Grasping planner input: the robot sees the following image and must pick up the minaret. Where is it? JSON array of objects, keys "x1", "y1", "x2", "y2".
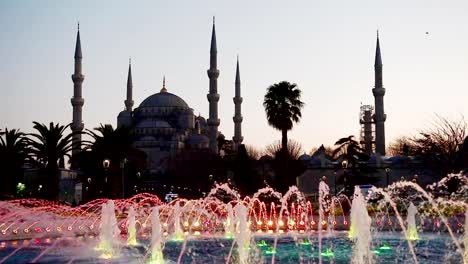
[
  {"x1": 207, "y1": 17, "x2": 220, "y2": 154},
  {"x1": 372, "y1": 31, "x2": 386, "y2": 155},
  {"x1": 70, "y1": 23, "x2": 85, "y2": 163},
  {"x1": 125, "y1": 58, "x2": 134, "y2": 111},
  {"x1": 232, "y1": 56, "x2": 243, "y2": 150}
]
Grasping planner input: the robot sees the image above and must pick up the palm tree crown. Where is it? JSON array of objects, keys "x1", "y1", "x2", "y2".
[
  {"x1": 263, "y1": 81, "x2": 304, "y2": 154},
  {"x1": 28, "y1": 122, "x2": 76, "y2": 199},
  {"x1": 0, "y1": 128, "x2": 30, "y2": 195}
]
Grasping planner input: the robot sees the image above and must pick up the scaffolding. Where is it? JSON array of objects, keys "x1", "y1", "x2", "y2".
[{"x1": 359, "y1": 104, "x2": 375, "y2": 154}]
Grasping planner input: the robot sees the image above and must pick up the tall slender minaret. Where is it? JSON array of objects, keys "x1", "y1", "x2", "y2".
[
  {"x1": 125, "y1": 58, "x2": 134, "y2": 111},
  {"x1": 71, "y1": 23, "x2": 85, "y2": 163},
  {"x1": 232, "y1": 56, "x2": 243, "y2": 150},
  {"x1": 372, "y1": 31, "x2": 386, "y2": 155},
  {"x1": 207, "y1": 17, "x2": 220, "y2": 154}
]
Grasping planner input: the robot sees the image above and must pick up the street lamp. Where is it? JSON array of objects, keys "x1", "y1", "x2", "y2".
[
  {"x1": 385, "y1": 167, "x2": 390, "y2": 186},
  {"x1": 102, "y1": 159, "x2": 110, "y2": 196},
  {"x1": 120, "y1": 158, "x2": 127, "y2": 199},
  {"x1": 341, "y1": 160, "x2": 348, "y2": 195}
]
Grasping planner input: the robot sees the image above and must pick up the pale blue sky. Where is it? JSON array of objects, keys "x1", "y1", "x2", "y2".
[{"x1": 1, "y1": 1, "x2": 468, "y2": 152}]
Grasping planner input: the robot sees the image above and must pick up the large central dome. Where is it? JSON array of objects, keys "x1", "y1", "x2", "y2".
[{"x1": 139, "y1": 91, "x2": 189, "y2": 108}]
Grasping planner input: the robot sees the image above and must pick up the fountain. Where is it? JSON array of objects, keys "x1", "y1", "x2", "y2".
[
  {"x1": 0, "y1": 174, "x2": 466, "y2": 263},
  {"x1": 97, "y1": 199, "x2": 119, "y2": 259},
  {"x1": 233, "y1": 203, "x2": 251, "y2": 264},
  {"x1": 149, "y1": 206, "x2": 164, "y2": 264},
  {"x1": 406, "y1": 202, "x2": 419, "y2": 241},
  {"x1": 127, "y1": 205, "x2": 137, "y2": 246},
  {"x1": 349, "y1": 186, "x2": 372, "y2": 264}
]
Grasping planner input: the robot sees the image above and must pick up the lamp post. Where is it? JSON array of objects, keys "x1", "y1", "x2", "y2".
[
  {"x1": 103, "y1": 159, "x2": 110, "y2": 196},
  {"x1": 120, "y1": 158, "x2": 127, "y2": 199},
  {"x1": 341, "y1": 160, "x2": 348, "y2": 195},
  {"x1": 333, "y1": 170, "x2": 337, "y2": 196},
  {"x1": 385, "y1": 167, "x2": 390, "y2": 186}
]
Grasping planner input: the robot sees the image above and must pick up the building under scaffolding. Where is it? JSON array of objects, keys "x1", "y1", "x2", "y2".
[{"x1": 359, "y1": 104, "x2": 374, "y2": 154}]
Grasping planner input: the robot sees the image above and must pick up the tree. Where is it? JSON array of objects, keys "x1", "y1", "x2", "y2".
[
  {"x1": 332, "y1": 135, "x2": 373, "y2": 195},
  {"x1": 264, "y1": 139, "x2": 304, "y2": 160},
  {"x1": 409, "y1": 114, "x2": 466, "y2": 177},
  {"x1": 244, "y1": 145, "x2": 261, "y2": 160},
  {"x1": 231, "y1": 144, "x2": 263, "y2": 195},
  {"x1": 28, "y1": 122, "x2": 76, "y2": 200},
  {"x1": 386, "y1": 136, "x2": 412, "y2": 156},
  {"x1": 332, "y1": 135, "x2": 369, "y2": 166},
  {"x1": 263, "y1": 81, "x2": 304, "y2": 156},
  {"x1": 79, "y1": 124, "x2": 146, "y2": 199},
  {"x1": 0, "y1": 128, "x2": 30, "y2": 196}
]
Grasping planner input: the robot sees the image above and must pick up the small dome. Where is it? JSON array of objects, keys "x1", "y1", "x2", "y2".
[
  {"x1": 139, "y1": 92, "x2": 189, "y2": 108},
  {"x1": 136, "y1": 120, "x2": 172, "y2": 129},
  {"x1": 298, "y1": 153, "x2": 311, "y2": 161},
  {"x1": 188, "y1": 134, "x2": 209, "y2": 146}
]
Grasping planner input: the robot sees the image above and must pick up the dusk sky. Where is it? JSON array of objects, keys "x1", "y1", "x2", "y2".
[{"x1": 1, "y1": 1, "x2": 468, "y2": 153}]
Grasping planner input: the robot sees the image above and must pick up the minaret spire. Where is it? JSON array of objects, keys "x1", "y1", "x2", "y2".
[
  {"x1": 125, "y1": 58, "x2": 134, "y2": 111},
  {"x1": 232, "y1": 55, "x2": 243, "y2": 150},
  {"x1": 71, "y1": 23, "x2": 85, "y2": 166},
  {"x1": 207, "y1": 17, "x2": 220, "y2": 154},
  {"x1": 372, "y1": 31, "x2": 386, "y2": 155}
]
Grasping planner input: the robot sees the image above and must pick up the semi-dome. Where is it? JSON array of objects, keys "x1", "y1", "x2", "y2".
[{"x1": 139, "y1": 91, "x2": 189, "y2": 108}]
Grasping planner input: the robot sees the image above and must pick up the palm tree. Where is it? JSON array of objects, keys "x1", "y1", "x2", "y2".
[
  {"x1": 332, "y1": 135, "x2": 368, "y2": 167},
  {"x1": 0, "y1": 128, "x2": 30, "y2": 196},
  {"x1": 263, "y1": 81, "x2": 304, "y2": 156},
  {"x1": 332, "y1": 135, "x2": 373, "y2": 195},
  {"x1": 80, "y1": 124, "x2": 145, "y2": 199},
  {"x1": 28, "y1": 122, "x2": 75, "y2": 199}
]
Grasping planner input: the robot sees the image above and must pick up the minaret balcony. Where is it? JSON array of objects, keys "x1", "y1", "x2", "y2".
[
  {"x1": 207, "y1": 69, "x2": 220, "y2": 78},
  {"x1": 372, "y1": 87, "x2": 386, "y2": 97},
  {"x1": 70, "y1": 122, "x2": 84, "y2": 131},
  {"x1": 70, "y1": 98, "x2": 84, "y2": 106},
  {"x1": 233, "y1": 115, "x2": 243, "y2": 123},
  {"x1": 71, "y1": 74, "x2": 84, "y2": 82},
  {"x1": 207, "y1": 93, "x2": 220, "y2": 102},
  {"x1": 233, "y1": 97, "x2": 243, "y2": 104},
  {"x1": 207, "y1": 118, "x2": 220, "y2": 126}
]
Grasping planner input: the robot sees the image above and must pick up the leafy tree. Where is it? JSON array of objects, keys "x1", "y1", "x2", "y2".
[
  {"x1": 231, "y1": 144, "x2": 263, "y2": 195},
  {"x1": 28, "y1": 122, "x2": 76, "y2": 200},
  {"x1": 332, "y1": 135, "x2": 369, "y2": 167},
  {"x1": 0, "y1": 128, "x2": 30, "y2": 196},
  {"x1": 332, "y1": 135, "x2": 373, "y2": 195},
  {"x1": 264, "y1": 139, "x2": 304, "y2": 160},
  {"x1": 78, "y1": 124, "x2": 146, "y2": 199},
  {"x1": 263, "y1": 81, "x2": 304, "y2": 156}
]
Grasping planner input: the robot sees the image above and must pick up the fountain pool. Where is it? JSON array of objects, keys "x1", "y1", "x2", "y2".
[
  {"x1": 0, "y1": 175, "x2": 467, "y2": 264},
  {"x1": 0, "y1": 232, "x2": 463, "y2": 263}
]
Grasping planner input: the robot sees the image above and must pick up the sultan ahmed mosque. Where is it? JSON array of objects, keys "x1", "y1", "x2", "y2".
[{"x1": 70, "y1": 19, "x2": 243, "y2": 173}]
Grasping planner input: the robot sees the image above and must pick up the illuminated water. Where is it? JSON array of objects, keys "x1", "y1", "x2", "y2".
[
  {"x1": 0, "y1": 232, "x2": 463, "y2": 263},
  {"x1": 0, "y1": 174, "x2": 467, "y2": 263}
]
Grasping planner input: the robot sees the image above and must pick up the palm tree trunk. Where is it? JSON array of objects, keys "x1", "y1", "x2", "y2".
[{"x1": 281, "y1": 129, "x2": 288, "y2": 155}]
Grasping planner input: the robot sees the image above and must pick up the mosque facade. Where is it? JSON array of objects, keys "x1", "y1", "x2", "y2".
[{"x1": 70, "y1": 20, "x2": 243, "y2": 172}]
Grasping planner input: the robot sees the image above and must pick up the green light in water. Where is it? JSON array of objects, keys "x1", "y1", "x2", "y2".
[
  {"x1": 321, "y1": 248, "x2": 334, "y2": 257},
  {"x1": 265, "y1": 247, "x2": 276, "y2": 255},
  {"x1": 373, "y1": 250, "x2": 381, "y2": 255},
  {"x1": 299, "y1": 238, "x2": 311, "y2": 245},
  {"x1": 257, "y1": 240, "x2": 268, "y2": 247},
  {"x1": 379, "y1": 243, "x2": 392, "y2": 250}
]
